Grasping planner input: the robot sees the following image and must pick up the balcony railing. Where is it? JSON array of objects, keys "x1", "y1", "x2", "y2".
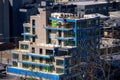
[
  {"x1": 21, "y1": 61, "x2": 53, "y2": 67},
  {"x1": 24, "y1": 53, "x2": 53, "y2": 59},
  {"x1": 21, "y1": 33, "x2": 36, "y2": 37},
  {"x1": 45, "y1": 24, "x2": 73, "y2": 31}
]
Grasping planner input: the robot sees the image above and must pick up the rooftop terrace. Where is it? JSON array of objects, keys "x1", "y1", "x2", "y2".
[{"x1": 51, "y1": 12, "x2": 100, "y2": 20}]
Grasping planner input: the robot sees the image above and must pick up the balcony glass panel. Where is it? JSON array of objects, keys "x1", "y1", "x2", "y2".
[
  {"x1": 24, "y1": 36, "x2": 30, "y2": 41},
  {"x1": 46, "y1": 49, "x2": 53, "y2": 56},
  {"x1": 64, "y1": 31, "x2": 74, "y2": 37},
  {"x1": 22, "y1": 64, "x2": 29, "y2": 68},
  {"x1": 13, "y1": 61, "x2": 18, "y2": 67},
  {"x1": 64, "y1": 40, "x2": 75, "y2": 46},
  {"x1": 24, "y1": 27, "x2": 30, "y2": 33},
  {"x1": 13, "y1": 53, "x2": 19, "y2": 59},
  {"x1": 32, "y1": 47, "x2": 35, "y2": 53},
  {"x1": 56, "y1": 60, "x2": 64, "y2": 66},
  {"x1": 21, "y1": 44, "x2": 29, "y2": 50},
  {"x1": 22, "y1": 55, "x2": 29, "y2": 61},
  {"x1": 56, "y1": 68, "x2": 64, "y2": 74},
  {"x1": 31, "y1": 57, "x2": 36, "y2": 62}
]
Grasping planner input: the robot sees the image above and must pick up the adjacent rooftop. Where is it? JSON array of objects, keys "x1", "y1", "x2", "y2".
[{"x1": 67, "y1": 1, "x2": 107, "y2": 6}]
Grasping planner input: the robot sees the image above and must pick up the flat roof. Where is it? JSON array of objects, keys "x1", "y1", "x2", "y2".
[
  {"x1": 67, "y1": 1, "x2": 107, "y2": 6},
  {"x1": 100, "y1": 38, "x2": 120, "y2": 49},
  {"x1": 100, "y1": 53, "x2": 120, "y2": 61},
  {"x1": 51, "y1": 12, "x2": 100, "y2": 20},
  {"x1": 85, "y1": 13, "x2": 108, "y2": 19},
  {"x1": 110, "y1": 11, "x2": 120, "y2": 18}
]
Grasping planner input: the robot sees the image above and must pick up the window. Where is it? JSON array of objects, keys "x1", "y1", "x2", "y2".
[
  {"x1": 13, "y1": 61, "x2": 18, "y2": 67},
  {"x1": 82, "y1": 20, "x2": 87, "y2": 27},
  {"x1": 87, "y1": 20, "x2": 91, "y2": 27},
  {"x1": 77, "y1": 40, "x2": 81, "y2": 46},
  {"x1": 39, "y1": 48, "x2": 42, "y2": 54},
  {"x1": 56, "y1": 68, "x2": 64, "y2": 73},
  {"x1": 22, "y1": 55, "x2": 29, "y2": 61},
  {"x1": 77, "y1": 21, "x2": 82, "y2": 29},
  {"x1": 39, "y1": 58, "x2": 43, "y2": 63},
  {"x1": 46, "y1": 59, "x2": 53, "y2": 64},
  {"x1": 24, "y1": 27, "x2": 30, "y2": 33},
  {"x1": 32, "y1": 47, "x2": 35, "y2": 53},
  {"x1": 39, "y1": 66, "x2": 43, "y2": 71},
  {"x1": 86, "y1": 40, "x2": 91, "y2": 47},
  {"x1": 56, "y1": 60, "x2": 64, "y2": 66},
  {"x1": 64, "y1": 40, "x2": 75, "y2": 46},
  {"x1": 86, "y1": 20, "x2": 95, "y2": 27},
  {"x1": 13, "y1": 53, "x2": 19, "y2": 59},
  {"x1": 32, "y1": 37, "x2": 35, "y2": 42},
  {"x1": 22, "y1": 64, "x2": 29, "y2": 68},
  {"x1": 96, "y1": 19, "x2": 99, "y2": 26},
  {"x1": 32, "y1": 28, "x2": 35, "y2": 34},
  {"x1": 21, "y1": 44, "x2": 29, "y2": 50},
  {"x1": 80, "y1": 9, "x2": 85, "y2": 12},
  {"x1": 32, "y1": 57, "x2": 35, "y2": 62},
  {"x1": 86, "y1": 30, "x2": 92, "y2": 36},
  {"x1": 66, "y1": 22, "x2": 74, "y2": 29},
  {"x1": 58, "y1": 31, "x2": 61, "y2": 37},
  {"x1": 77, "y1": 31, "x2": 81, "y2": 38},
  {"x1": 32, "y1": 19, "x2": 35, "y2": 26},
  {"x1": 64, "y1": 31, "x2": 74, "y2": 37},
  {"x1": 31, "y1": 65, "x2": 35, "y2": 69},
  {"x1": 24, "y1": 36, "x2": 30, "y2": 41},
  {"x1": 95, "y1": 29, "x2": 100, "y2": 35},
  {"x1": 46, "y1": 49, "x2": 53, "y2": 55},
  {"x1": 59, "y1": 40, "x2": 62, "y2": 45}
]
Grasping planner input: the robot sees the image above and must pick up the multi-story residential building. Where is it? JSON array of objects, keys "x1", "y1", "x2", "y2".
[{"x1": 7, "y1": 8, "x2": 101, "y2": 80}]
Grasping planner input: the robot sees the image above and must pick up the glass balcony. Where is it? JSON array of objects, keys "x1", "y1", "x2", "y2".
[
  {"x1": 21, "y1": 33, "x2": 36, "y2": 37},
  {"x1": 45, "y1": 26, "x2": 73, "y2": 31},
  {"x1": 55, "y1": 37, "x2": 74, "y2": 41},
  {"x1": 21, "y1": 61, "x2": 53, "y2": 67},
  {"x1": 24, "y1": 53, "x2": 53, "y2": 59}
]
